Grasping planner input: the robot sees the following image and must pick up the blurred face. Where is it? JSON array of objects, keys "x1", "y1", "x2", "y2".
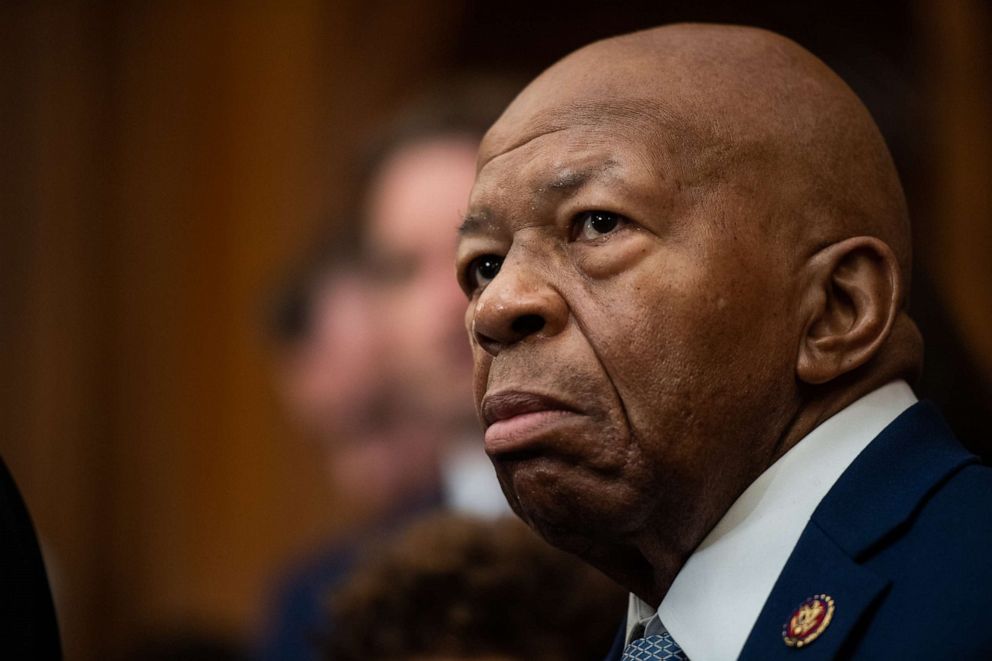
[
  {"x1": 280, "y1": 270, "x2": 441, "y2": 517},
  {"x1": 456, "y1": 116, "x2": 799, "y2": 553},
  {"x1": 367, "y1": 137, "x2": 479, "y2": 427},
  {"x1": 282, "y1": 271, "x2": 378, "y2": 442}
]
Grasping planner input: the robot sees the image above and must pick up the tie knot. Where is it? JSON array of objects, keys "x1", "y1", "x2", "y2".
[{"x1": 621, "y1": 631, "x2": 688, "y2": 661}]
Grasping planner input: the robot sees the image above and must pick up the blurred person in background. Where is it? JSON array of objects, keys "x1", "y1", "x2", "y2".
[
  {"x1": 360, "y1": 82, "x2": 518, "y2": 514},
  {"x1": 259, "y1": 81, "x2": 514, "y2": 661},
  {"x1": 324, "y1": 513, "x2": 626, "y2": 661},
  {"x1": 274, "y1": 250, "x2": 446, "y2": 523}
]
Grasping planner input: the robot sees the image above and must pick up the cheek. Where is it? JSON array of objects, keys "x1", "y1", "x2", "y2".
[
  {"x1": 465, "y1": 304, "x2": 485, "y2": 400},
  {"x1": 570, "y1": 231, "x2": 654, "y2": 278},
  {"x1": 584, "y1": 255, "x2": 793, "y2": 462},
  {"x1": 471, "y1": 347, "x2": 492, "y2": 417}
]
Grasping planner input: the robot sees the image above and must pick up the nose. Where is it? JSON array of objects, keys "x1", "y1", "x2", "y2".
[{"x1": 471, "y1": 253, "x2": 568, "y2": 356}]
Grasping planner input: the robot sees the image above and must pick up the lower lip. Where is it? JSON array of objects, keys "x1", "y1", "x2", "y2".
[{"x1": 484, "y1": 410, "x2": 576, "y2": 453}]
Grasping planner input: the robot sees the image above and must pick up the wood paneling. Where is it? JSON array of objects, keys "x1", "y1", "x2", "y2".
[
  {"x1": 920, "y1": 0, "x2": 992, "y2": 375},
  {"x1": 0, "y1": 4, "x2": 114, "y2": 656},
  {"x1": 1, "y1": 1, "x2": 458, "y2": 658}
]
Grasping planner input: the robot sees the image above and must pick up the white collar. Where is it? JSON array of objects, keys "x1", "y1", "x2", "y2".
[{"x1": 627, "y1": 381, "x2": 917, "y2": 659}]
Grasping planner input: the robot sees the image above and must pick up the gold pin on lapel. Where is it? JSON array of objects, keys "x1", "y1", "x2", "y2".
[{"x1": 782, "y1": 594, "x2": 835, "y2": 648}]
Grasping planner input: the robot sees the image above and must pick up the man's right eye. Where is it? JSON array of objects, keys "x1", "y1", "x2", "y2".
[{"x1": 466, "y1": 254, "x2": 504, "y2": 291}]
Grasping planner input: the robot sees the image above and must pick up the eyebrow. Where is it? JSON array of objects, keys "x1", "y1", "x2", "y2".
[
  {"x1": 458, "y1": 210, "x2": 494, "y2": 236},
  {"x1": 546, "y1": 168, "x2": 590, "y2": 192},
  {"x1": 458, "y1": 160, "x2": 621, "y2": 236}
]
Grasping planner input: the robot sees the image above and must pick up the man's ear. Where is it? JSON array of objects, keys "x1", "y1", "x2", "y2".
[{"x1": 797, "y1": 236, "x2": 903, "y2": 385}]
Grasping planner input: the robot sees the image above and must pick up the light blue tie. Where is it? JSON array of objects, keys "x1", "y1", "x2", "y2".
[{"x1": 621, "y1": 631, "x2": 688, "y2": 660}]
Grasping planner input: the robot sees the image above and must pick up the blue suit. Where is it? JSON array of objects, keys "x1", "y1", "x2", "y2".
[{"x1": 606, "y1": 402, "x2": 992, "y2": 659}]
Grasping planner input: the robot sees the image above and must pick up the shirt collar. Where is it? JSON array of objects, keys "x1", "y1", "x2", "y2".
[{"x1": 627, "y1": 381, "x2": 917, "y2": 659}]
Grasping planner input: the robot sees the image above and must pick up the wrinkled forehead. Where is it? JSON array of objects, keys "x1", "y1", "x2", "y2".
[
  {"x1": 466, "y1": 130, "x2": 654, "y2": 233},
  {"x1": 477, "y1": 33, "x2": 725, "y2": 166},
  {"x1": 479, "y1": 97, "x2": 679, "y2": 167},
  {"x1": 471, "y1": 95, "x2": 719, "y2": 220},
  {"x1": 477, "y1": 121, "x2": 647, "y2": 187}
]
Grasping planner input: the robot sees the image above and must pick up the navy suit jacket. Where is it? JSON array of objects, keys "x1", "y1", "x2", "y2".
[{"x1": 606, "y1": 402, "x2": 992, "y2": 660}]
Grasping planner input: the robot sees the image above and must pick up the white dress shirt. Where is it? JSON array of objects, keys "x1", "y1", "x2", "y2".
[
  {"x1": 626, "y1": 380, "x2": 917, "y2": 659},
  {"x1": 440, "y1": 435, "x2": 510, "y2": 517}
]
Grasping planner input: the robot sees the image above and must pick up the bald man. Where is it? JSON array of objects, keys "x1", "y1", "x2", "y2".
[{"x1": 456, "y1": 24, "x2": 992, "y2": 660}]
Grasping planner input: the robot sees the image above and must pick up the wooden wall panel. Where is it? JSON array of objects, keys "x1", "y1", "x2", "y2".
[
  {"x1": 2, "y1": 1, "x2": 459, "y2": 658},
  {"x1": 920, "y1": 0, "x2": 992, "y2": 376},
  {"x1": 0, "y1": 4, "x2": 113, "y2": 656}
]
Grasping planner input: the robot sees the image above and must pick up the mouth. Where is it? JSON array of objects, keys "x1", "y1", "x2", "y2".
[{"x1": 481, "y1": 390, "x2": 582, "y2": 454}]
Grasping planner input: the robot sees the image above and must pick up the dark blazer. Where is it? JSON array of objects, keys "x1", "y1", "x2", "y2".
[
  {"x1": 606, "y1": 402, "x2": 992, "y2": 660},
  {"x1": 0, "y1": 456, "x2": 61, "y2": 658}
]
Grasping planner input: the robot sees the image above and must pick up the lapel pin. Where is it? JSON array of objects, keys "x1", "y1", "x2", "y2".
[{"x1": 782, "y1": 594, "x2": 835, "y2": 648}]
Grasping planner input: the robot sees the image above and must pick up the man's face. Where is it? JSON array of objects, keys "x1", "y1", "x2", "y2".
[
  {"x1": 280, "y1": 271, "x2": 441, "y2": 517},
  {"x1": 456, "y1": 117, "x2": 800, "y2": 553},
  {"x1": 367, "y1": 137, "x2": 479, "y2": 427}
]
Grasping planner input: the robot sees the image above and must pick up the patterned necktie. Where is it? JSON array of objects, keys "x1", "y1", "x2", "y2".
[{"x1": 621, "y1": 631, "x2": 688, "y2": 661}]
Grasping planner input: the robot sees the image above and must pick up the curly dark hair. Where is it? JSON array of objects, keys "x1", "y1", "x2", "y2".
[{"x1": 324, "y1": 514, "x2": 626, "y2": 661}]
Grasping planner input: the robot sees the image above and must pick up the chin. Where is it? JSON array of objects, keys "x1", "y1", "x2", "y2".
[{"x1": 500, "y1": 457, "x2": 643, "y2": 551}]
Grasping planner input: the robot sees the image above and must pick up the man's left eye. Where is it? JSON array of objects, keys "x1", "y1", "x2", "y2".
[{"x1": 572, "y1": 210, "x2": 627, "y2": 241}]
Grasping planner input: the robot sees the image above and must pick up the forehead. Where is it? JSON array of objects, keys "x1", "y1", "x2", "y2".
[
  {"x1": 470, "y1": 116, "x2": 670, "y2": 216},
  {"x1": 481, "y1": 96, "x2": 675, "y2": 163},
  {"x1": 368, "y1": 137, "x2": 479, "y2": 249}
]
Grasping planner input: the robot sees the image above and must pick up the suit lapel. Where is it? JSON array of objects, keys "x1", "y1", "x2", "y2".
[
  {"x1": 808, "y1": 402, "x2": 976, "y2": 560},
  {"x1": 739, "y1": 522, "x2": 888, "y2": 660},
  {"x1": 739, "y1": 402, "x2": 976, "y2": 659}
]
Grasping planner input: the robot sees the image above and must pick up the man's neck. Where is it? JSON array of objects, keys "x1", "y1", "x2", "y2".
[
  {"x1": 649, "y1": 380, "x2": 916, "y2": 659},
  {"x1": 615, "y1": 373, "x2": 913, "y2": 604},
  {"x1": 773, "y1": 367, "x2": 913, "y2": 465}
]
